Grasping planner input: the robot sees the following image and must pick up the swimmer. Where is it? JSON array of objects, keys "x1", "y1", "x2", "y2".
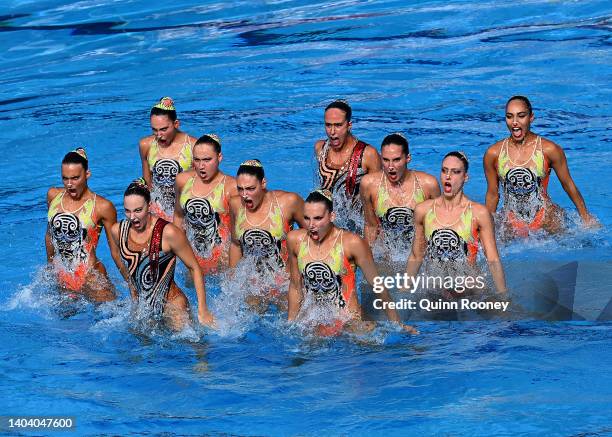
[
  {"x1": 139, "y1": 97, "x2": 197, "y2": 222},
  {"x1": 46, "y1": 148, "x2": 124, "y2": 302},
  {"x1": 406, "y1": 152, "x2": 507, "y2": 294},
  {"x1": 174, "y1": 134, "x2": 238, "y2": 276},
  {"x1": 484, "y1": 95, "x2": 598, "y2": 236},
  {"x1": 361, "y1": 133, "x2": 440, "y2": 259},
  {"x1": 110, "y1": 179, "x2": 215, "y2": 330},
  {"x1": 314, "y1": 99, "x2": 382, "y2": 233},
  {"x1": 229, "y1": 159, "x2": 305, "y2": 309},
  {"x1": 287, "y1": 189, "x2": 416, "y2": 335}
]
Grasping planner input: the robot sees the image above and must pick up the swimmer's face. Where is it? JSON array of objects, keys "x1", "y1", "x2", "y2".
[
  {"x1": 61, "y1": 163, "x2": 90, "y2": 199},
  {"x1": 304, "y1": 201, "x2": 335, "y2": 242},
  {"x1": 324, "y1": 108, "x2": 352, "y2": 149},
  {"x1": 150, "y1": 114, "x2": 179, "y2": 147},
  {"x1": 237, "y1": 174, "x2": 266, "y2": 210},
  {"x1": 381, "y1": 143, "x2": 410, "y2": 183},
  {"x1": 124, "y1": 194, "x2": 150, "y2": 231},
  {"x1": 192, "y1": 143, "x2": 221, "y2": 183},
  {"x1": 505, "y1": 99, "x2": 534, "y2": 142},
  {"x1": 440, "y1": 156, "x2": 468, "y2": 197}
]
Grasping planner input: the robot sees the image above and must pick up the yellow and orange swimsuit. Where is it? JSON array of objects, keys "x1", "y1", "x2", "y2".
[
  {"x1": 375, "y1": 172, "x2": 425, "y2": 254},
  {"x1": 234, "y1": 193, "x2": 290, "y2": 273},
  {"x1": 297, "y1": 230, "x2": 356, "y2": 335},
  {"x1": 47, "y1": 191, "x2": 101, "y2": 291},
  {"x1": 147, "y1": 135, "x2": 193, "y2": 222},
  {"x1": 424, "y1": 201, "x2": 478, "y2": 265},
  {"x1": 179, "y1": 175, "x2": 230, "y2": 274},
  {"x1": 497, "y1": 136, "x2": 551, "y2": 234}
]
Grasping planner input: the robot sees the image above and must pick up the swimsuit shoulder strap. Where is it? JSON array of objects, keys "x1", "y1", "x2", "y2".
[
  {"x1": 273, "y1": 192, "x2": 286, "y2": 224},
  {"x1": 149, "y1": 218, "x2": 169, "y2": 283},
  {"x1": 346, "y1": 140, "x2": 367, "y2": 196}
]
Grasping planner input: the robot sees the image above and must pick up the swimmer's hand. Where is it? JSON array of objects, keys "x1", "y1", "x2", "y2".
[
  {"x1": 402, "y1": 324, "x2": 419, "y2": 335},
  {"x1": 197, "y1": 308, "x2": 216, "y2": 328},
  {"x1": 582, "y1": 214, "x2": 601, "y2": 229}
]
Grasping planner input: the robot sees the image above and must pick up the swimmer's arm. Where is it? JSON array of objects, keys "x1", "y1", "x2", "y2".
[
  {"x1": 360, "y1": 177, "x2": 379, "y2": 245},
  {"x1": 349, "y1": 235, "x2": 401, "y2": 323},
  {"x1": 287, "y1": 192, "x2": 306, "y2": 228},
  {"x1": 45, "y1": 226, "x2": 54, "y2": 263},
  {"x1": 421, "y1": 172, "x2": 441, "y2": 199},
  {"x1": 476, "y1": 206, "x2": 507, "y2": 294},
  {"x1": 45, "y1": 187, "x2": 59, "y2": 263},
  {"x1": 405, "y1": 203, "x2": 427, "y2": 279},
  {"x1": 110, "y1": 222, "x2": 136, "y2": 299},
  {"x1": 228, "y1": 199, "x2": 242, "y2": 268},
  {"x1": 139, "y1": 138, "x2": 152, "y2": 188},
  {"x1": 483, "y1": 146, "x2": 500, "y2": 214},
  {"x1": 166, "y1": 225, "x2": 214, "y2": 326},
  {"x1": 363, "y1": 146, "x2": 382, "y2": 173},
  {"x1": 225, "y1": 176, "x2": 239, "y2": 198},
  {"x1": 172, "y1": 174, "x2": 186, "y2": 230},
  {"x1": 547, "y1": 142, "x2": 595, "y2": 224},
  {"x1": 287, "y1": 233, "x2": 303, "y2": 321},
  {"x1": 99, "y1": 199, "x2": 130, "y2": 282}
]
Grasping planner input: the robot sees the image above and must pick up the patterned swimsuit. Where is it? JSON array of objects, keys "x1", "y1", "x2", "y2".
[
  {"x1": 179, "y1": 175, "x2": 230, "y2": 274},
  {"x1": 497, "y1": 136, "x2": 550, "y2": 231},
  {"x1": 374, "y1": 172, "x2": 425, "y2": 254},
  {"x1": 147, "y1": 135, "x2": 193, "y2": 221},
  {"x1": 47, "y1": 191, "x2": 101, "y2": 290}
]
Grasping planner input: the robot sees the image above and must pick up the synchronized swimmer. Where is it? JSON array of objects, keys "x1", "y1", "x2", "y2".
[{"x1": 44, "y1": 96, "x2": 597, "y2": 333}]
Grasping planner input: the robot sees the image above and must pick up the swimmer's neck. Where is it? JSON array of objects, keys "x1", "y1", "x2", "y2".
[
  {"x1": 310, "y1": 226, "x2": 337, "y2": 245},
  {"x1": 65, "y1": 187, "x2": 91, "y2": 202},
  {"x1": 249, "y1": 191, "x2": 270, "y2": 213},
  {"x1": 132, "y1": 214, "x2": 155, "y2": 235},
  {"x1": 330, "y1": 133, "x2": 356, "y2": 152},
  {"x1": 510, "y1": 131, "x2": 535, "y2": 147},
  {"x1": 388, "y1": 168, "x2": 409, "y2": 186},
  {"x1": 439, "y1": 192, "x2": 465, "y2": 209},
  {"x1": 199, "y1": 169, "x2": 222, "y2": 185}
]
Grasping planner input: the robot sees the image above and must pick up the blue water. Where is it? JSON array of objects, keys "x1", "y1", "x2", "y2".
[{"x1": 1, "y1": 1, "x2": 611, "y2": 435}]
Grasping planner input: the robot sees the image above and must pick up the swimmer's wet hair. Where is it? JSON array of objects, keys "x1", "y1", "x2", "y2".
[
  {"x1": 325, "y1": 99, "x2": 352, "y2": 122},
  {"x1": 306, "y1": 189, "x2": 334, "y2": 213},
  {"x1": 443, "y1": 151, "x2": 469, "y2": 172},
  {"x1": 124, "y1": 177, "x2": 151, "y2": 203},
  {"x1": 237, "y1": 159, "x2": 265, "y2": 181},
  {"x1": 381, "y1": 132, "x2": 409, "y2": 155},
  {"x1": 62, "y1": 147, "x2": 88, "y2": 171},
  {"x1": 195, "y1": 134, "x2": 221, "y2": 153},
  {"x1": 506, "y1": 95, "x2": 532, "y2": 114},
  {"x1": 150, "y1": 96, "x2": 177, "y2": 121}
]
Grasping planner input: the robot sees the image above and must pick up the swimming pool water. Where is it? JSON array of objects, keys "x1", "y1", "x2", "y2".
[{"x1": 1, "y1": 1, "x2": 611, "y2": 435}]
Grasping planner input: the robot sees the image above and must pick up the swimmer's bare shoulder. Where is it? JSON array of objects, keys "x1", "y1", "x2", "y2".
[
  {"x1": 360, "y1": 171, "x2": 381, "y2": 200},
  {"x1": 361, "y1": 144, "x2": 382, "y2": 172},
  {"x1": 414, "y1": 170, "x2": 439, "y2": 194},
  {"x1": 540, "y1": 136, "x2": 564, "y2": 158},
  {"x1": 340, "y1": 230, "x2": 368, "y2": 257},
  {"x1": 314, "y1": 139, "x2": 325, "y2": 155},
  {"x1": 175, "y1": 169, "x2": 194, "y2": 190},
  {"x1": 414, "y1": 198, "x2": 434, "y2": 220},
  {"x1": 46, "y1": 187, "x2": 62, "y2": 205},
  {"x1": 95, "y1": 195, "x2": 118, "y2": 221},
  {"x1": 485, "y1": 138, "x2": 504, "y2": 160},
  {"x1": 286, "y1": 228, "x2": 307, "y2": 250},
  {"x1": 228, "y1": 194, "x2": 242, "y2": 213},
  {"x1": 471, "y1": 202, "x2": 493, "y2": 223},
  {"x1": 274, "y1": 190, "x2": 303, "y2": 207},
  {"x1": 138, "y1": 134, "x2": 154, "y2": 156}
]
